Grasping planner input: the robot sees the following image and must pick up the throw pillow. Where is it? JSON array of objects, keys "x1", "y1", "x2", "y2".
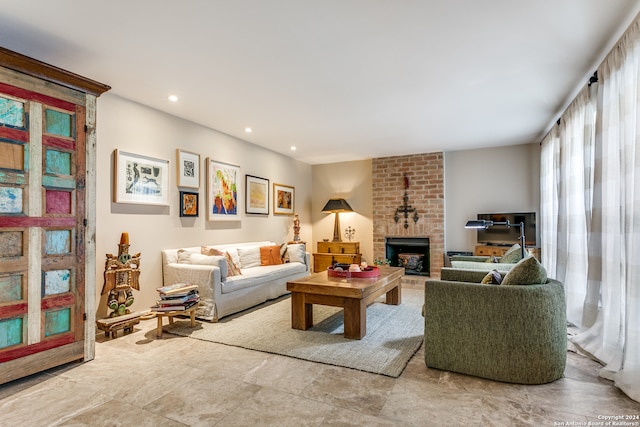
[
  {"x1": 176, "y1": 249, "x2": 195, "y2": 264},
  {"x1": 224, "y1": 251, "x2": 242, "y2": 276},
  {"x1": 280, "y1": 242, "x2": 289, "y2": 263},
  {"x1": 480, "y1": 269, "x2": 502, "y2": 285},
  {"x1": 287, "y1": 244, "x2": 306, "y2": 264},
  {"x1": 237, "y1": 246, "x2": 261, "y2": 269},
  {"x1": 501, "y1": 256, "x2": 547, "y2": 286},
  {"x1": 201, "y1": 246, "x2": 225, "y2": 256},
  {"x1": 499, "y1": 244, "x2": 523, "y2": 264},
  {"x1": 260, "y1": 245, "x2": 283, "y2": 266}
]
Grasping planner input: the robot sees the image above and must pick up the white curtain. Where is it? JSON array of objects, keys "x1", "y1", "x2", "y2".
[
  {"x1": 540, "y1": 86, "x2": 596, "y2": 328},
  {"x1": 543, "y1": 17, "x2": 640, "y2": 402},
  {"x1": 571, "y1": 18, "x2": 640, "y2": 402}
]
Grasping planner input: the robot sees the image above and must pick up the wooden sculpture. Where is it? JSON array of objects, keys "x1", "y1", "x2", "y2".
[{"x1": 101, "y1": 232, "x2": 141, "y2": 317}]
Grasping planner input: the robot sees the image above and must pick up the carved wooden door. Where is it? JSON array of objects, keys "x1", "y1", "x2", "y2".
[{"x1": 0, "y1": 49, "x2": 109, "y2": 384}]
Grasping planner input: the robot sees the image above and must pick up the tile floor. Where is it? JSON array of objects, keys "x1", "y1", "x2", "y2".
[{"x1": 1, "y1": 287, "x2": 639, "y2": 426}]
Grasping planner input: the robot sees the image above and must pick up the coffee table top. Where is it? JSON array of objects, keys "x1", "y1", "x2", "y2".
[{"x1": 287, "y1": 266, "x2": 404, "y2": 299}]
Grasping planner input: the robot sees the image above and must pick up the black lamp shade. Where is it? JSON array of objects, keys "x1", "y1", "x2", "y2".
[{"x1": 322, "y1": 198, "x2": 353, "y2": 213}]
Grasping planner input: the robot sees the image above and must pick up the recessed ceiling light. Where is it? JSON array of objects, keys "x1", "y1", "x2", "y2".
[
  {"x1": 168, "y1": 95, "x2": 178, "y2": 102},
  {"x1": 291, "y1": 146, "x2": 297, "y2": 151},
  {"x1": 245, "y1": 127, "x2": 252, "y2": 133}
]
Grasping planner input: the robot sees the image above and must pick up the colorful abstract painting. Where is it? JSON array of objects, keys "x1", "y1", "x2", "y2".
[{"x1": 207, "y1": 158, "x2": 240, "y2": 221}]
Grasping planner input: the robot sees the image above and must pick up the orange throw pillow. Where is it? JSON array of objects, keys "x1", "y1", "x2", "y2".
[{"x1": 260, "y1": 245, "x2": 283, "y2": 266}]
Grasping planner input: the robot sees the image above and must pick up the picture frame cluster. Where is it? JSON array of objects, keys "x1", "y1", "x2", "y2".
[{"x1": 112, "y1": 148, "x2": 295, "y2": 220}]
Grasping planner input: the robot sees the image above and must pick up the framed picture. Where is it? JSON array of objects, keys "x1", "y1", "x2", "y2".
[
  {"x1": 113, "y1": 149, "x2": 169, "y2": 205},
  {"x1": 206, "y1": 158, "x2": 240, "y2": 221},
  {"x1": 176, "y1": 149, "x2": 200, "y2": 188},
  {"x1": 245, "y1": 175, "x2": 269, "y2": 215},
  {"x1": 179, "y1": 191, "x2": 199, "y2": 217},
  {"x1": 273, "y1": 183, "x2": 294, "y2": 215}
]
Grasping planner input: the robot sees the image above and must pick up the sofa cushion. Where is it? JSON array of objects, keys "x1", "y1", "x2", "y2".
[
  {"x1": 260, "y1": 245, "x2": 283, "y2": 266},
  {"x1": 177, "y1": 250, "x2": 228, "y2": 280},
  {"x1": 481, "y1": 269, "x2": 502, "y2": 285},
  {"x1": 221, "y1": 262, "x2": 307, "y2": 294},
  {"x1": 287, "y1": 244, "x2": 306, "y2": 264},
  {"x1": 238, "y1": 246, "x2": 261, "y2": 269},
  {"x1": 499, "y1": 244, "x2": 523, "y2": 264},
  {"x1": 501, "y1": 256, "x2": 547, "y2": 286}
]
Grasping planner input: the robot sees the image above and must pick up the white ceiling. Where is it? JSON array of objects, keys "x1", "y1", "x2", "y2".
[{"x1": 1, "y1": 1, "x2": 639, "y2": 164}]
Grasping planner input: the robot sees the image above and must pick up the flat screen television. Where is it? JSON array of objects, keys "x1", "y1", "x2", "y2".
[{"x1": 476, "y1": 212, "x2": 537, "y2": 247}]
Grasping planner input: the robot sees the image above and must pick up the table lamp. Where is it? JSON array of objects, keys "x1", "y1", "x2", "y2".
[{"x1": 322, "y1": 198, "x2": 353, "y2": 242}]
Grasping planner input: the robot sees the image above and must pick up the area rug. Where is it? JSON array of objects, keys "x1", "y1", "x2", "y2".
[{"x1": 165, "y1": 288, "x2": 424, "y2": 377}]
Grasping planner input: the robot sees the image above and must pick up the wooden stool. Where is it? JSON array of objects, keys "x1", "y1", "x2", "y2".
[
  {"x1": 96, "y1": 312, "x2": 142, "y2": 338},
  {"x1": 153, "y1": 305, "x2": 198, "y2": 338}
]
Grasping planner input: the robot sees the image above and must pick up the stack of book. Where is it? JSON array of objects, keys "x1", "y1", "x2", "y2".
[{"x1": 152, "y1": 283, "x2": 200, "y2": 312}]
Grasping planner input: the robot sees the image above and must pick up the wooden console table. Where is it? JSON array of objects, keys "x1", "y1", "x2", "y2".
[{"x1": 313, "y1": 241, "x2": 362, "y2": 272}]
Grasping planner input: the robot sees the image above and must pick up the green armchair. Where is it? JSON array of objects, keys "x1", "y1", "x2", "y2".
[{"x1": 424, "y1": 277, "x2": 566, "y2": 384}]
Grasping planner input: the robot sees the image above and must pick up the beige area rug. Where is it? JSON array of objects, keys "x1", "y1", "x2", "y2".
[{"x1": 165, "y1": 288, "x2": 425, "y2": 377}]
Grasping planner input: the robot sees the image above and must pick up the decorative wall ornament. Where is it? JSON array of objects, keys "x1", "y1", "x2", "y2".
[
  {"x1": 394, "y1": 173, "x2": 419, "y2": 229},
  {"x1": 345, "y1": 225, "x2": 356, "y2": 241}
]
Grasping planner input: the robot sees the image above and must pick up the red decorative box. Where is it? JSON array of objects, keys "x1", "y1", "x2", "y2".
[{"x1": 327, "y1": 266, "x2": 381, "y2": 278}]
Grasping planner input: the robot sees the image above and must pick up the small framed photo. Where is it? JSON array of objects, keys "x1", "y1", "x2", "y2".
[
  {"x1": 176, "y1": 149, "x2": 200, "y2": 188},
  {"x1": 179, "y1": 191, "x2": 199, "y2": 217},
  {"x1": 245, "y1": 175, "x2": 269, "y2": 215},
  {"x1": 113, "y1": 149, "x2": 169, "y2": 206},
  {"x1": 273, "y1": 183, "x2": 294, "y2": 215},
  {"x1": 207, "y1": 158, "x2": 241, "y2": 221}
]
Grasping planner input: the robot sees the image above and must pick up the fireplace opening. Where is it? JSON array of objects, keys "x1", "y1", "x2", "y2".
[{"x1": 385, "y1": 237, "x2": 430, "y2": 276}]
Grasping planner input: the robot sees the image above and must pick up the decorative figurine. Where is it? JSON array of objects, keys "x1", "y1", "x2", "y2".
[
  {"x1": 293, "y1": 213, "x2": 301, "y2": 241},
  {"x1": 101, "y1": 232, "x2": 141, "y2": 317},
  {"x1": 345, "y1": 226, "x2": 356, "y2": 242}
]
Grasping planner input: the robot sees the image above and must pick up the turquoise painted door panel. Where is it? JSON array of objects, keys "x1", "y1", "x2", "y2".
[
  {"x1": 0, "y1": 96, "x2": 25, "y2": 128},
  {"x1": 44, "y1": 109, "x2": 72, "y2": 137}
]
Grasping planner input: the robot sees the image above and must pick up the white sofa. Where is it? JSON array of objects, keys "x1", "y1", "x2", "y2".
[{"x1": 161, "y1": 241, "x2": 310, "y2": 321}]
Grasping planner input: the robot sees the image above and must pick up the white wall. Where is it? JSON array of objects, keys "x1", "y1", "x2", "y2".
[
  {"x1": 311, "y1": 160, "x2": 373, "y2": 266},
  {"x1": 95, "y1": 94, "x2": 312, "y2": 317},
  {"x1": 444, "y1": 143, "x2": 540, "y2": 253}
]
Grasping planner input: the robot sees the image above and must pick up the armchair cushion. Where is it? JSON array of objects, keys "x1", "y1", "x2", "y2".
[
  {"x1": 501, "y1": 256, "x2": 547, "y2": 286},
  {"x1": 499, "y1": 243, "x2": 523, "y2": 263}
]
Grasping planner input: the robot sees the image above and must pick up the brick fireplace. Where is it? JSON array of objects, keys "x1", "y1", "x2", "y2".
[{"x1": 372, "y1": 152, "x2": 444, "y2": 278}]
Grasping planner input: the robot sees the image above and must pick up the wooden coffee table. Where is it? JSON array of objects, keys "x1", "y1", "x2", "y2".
[{"x1": 286, "y1": 266, "x2": 404, "y2": 339}]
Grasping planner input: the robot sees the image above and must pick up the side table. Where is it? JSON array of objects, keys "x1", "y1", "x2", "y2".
[{"x1": 153, "y1": 304, "x2": 198, "y2": 338}]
